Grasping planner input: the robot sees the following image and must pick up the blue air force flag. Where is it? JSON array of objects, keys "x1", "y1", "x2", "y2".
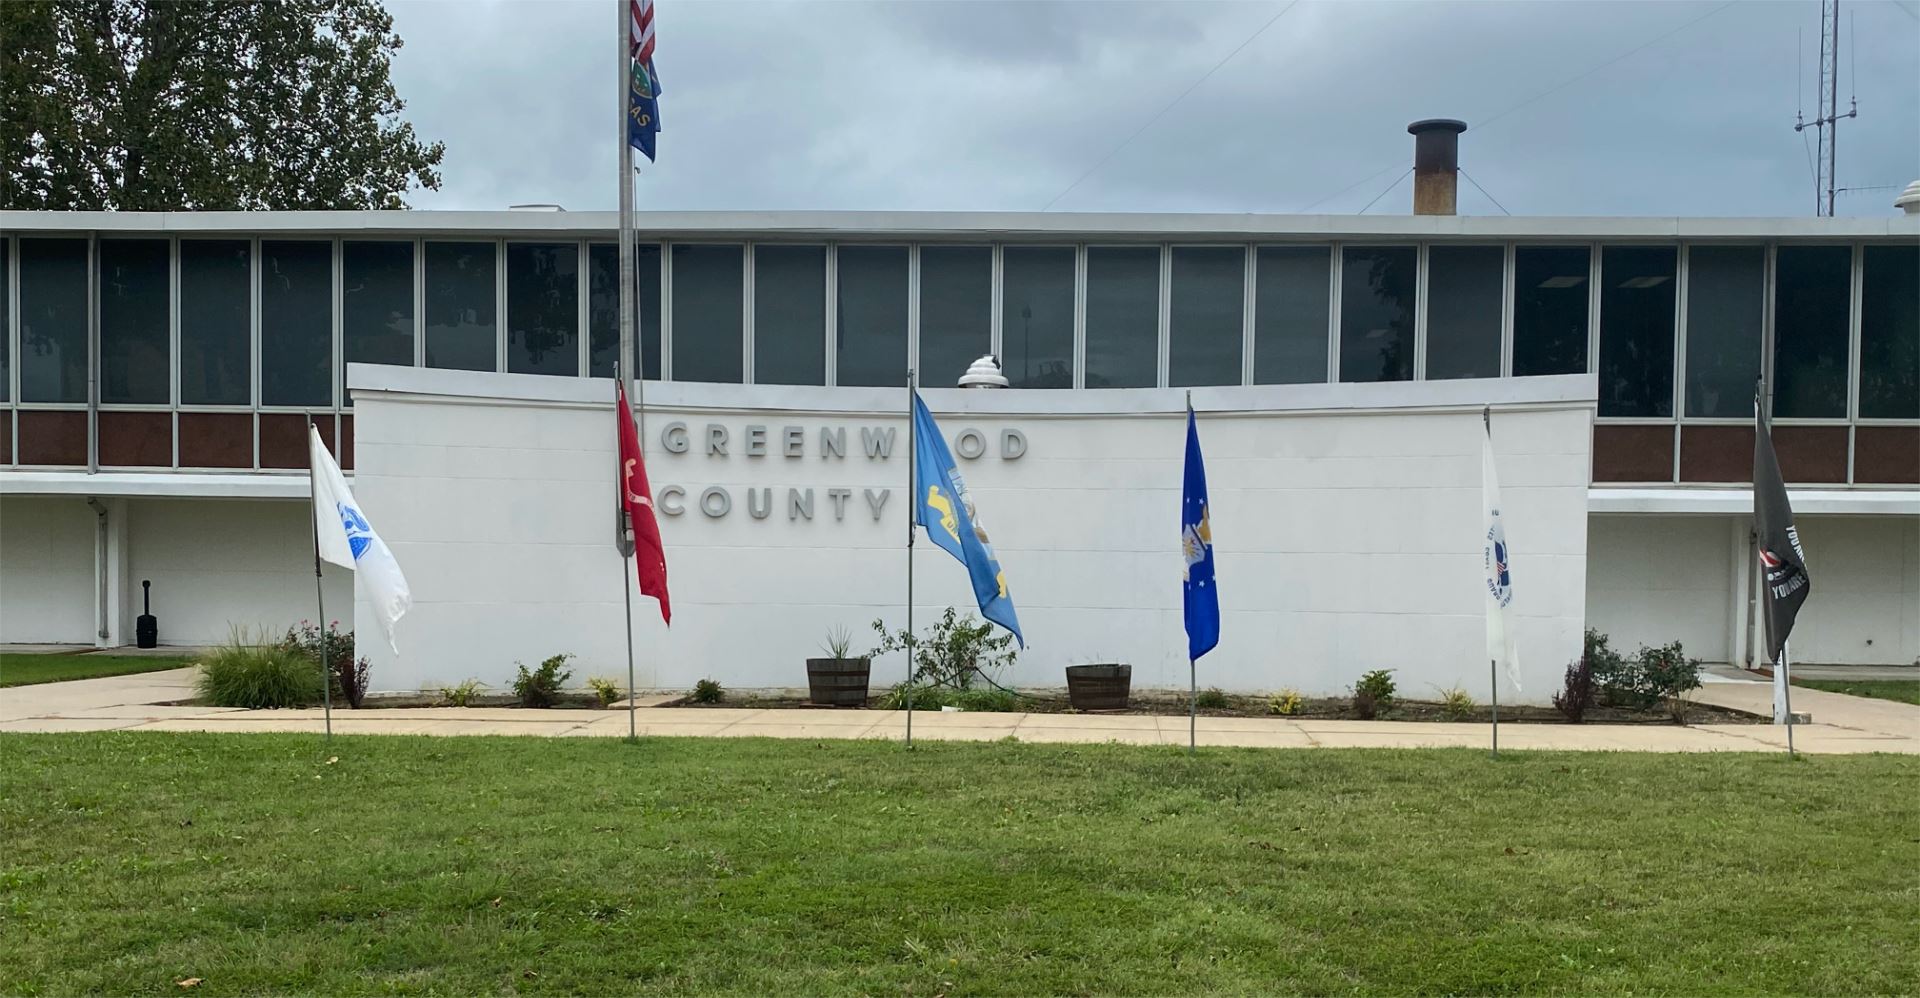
[
  {"x1": 911, "y1": 392, "x2": 1023, "y2": 646},
  {"x1": 1182, "y1": 405, "x2": 1219, "y2": 661},
  {"x1": 1481, "y1": 427, "x2": 1520, "y2": 691},
  {"x1": 310, "y1": 425, "x2": 411, "y2": 653}
]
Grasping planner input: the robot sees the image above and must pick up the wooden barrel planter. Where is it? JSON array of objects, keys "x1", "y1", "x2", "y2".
[
  {"x1": 1065, "y1": 664, "x2": 1131, "y2": 711},
  {"x1": 806, "y1": 657, "x2": 871, "y2": 707}
]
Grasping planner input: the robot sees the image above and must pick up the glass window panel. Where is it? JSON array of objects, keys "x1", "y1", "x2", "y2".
[
  {"x1": 99, "y1": 239, "x2": 170, "y2": 404},
  {"x1": 1169, "y1": 246, "x2": 1244, "y2": 387},
  {"x1": 587, "y1": 243, "x2": 663, "y2": 380},
  {"x1": 1, "y1": 239, "x2": 9, "y2": 403},
  {"x1": 753, "y1": 244, "x2": 825, "y2": 386},
  {"x1": 1001, "y1": 246, "x2": 1074, "y2": 388},
  {"x1": 835, "y1": 245, "x2": 908, "y2": 388},
  {"x1": 1513, "y1": 246, "x2": 1590, "y2": 376},
  {"x1": 1683, "y1": 246, "x2": 1764, "y2": 418},
  {"x1": 1772, "y1": 245, "x2": 1850, "y2": 418},
  {"x1": 1339, "y1": 246, "x2": 1416, "y2": 383},
  {"x1": 1596, "y1": 246, "x2": 1676, "y2": 417},
  {"x1": 1085, "y1": 246, "x2": 1160, "y2": 388},
  {"x1": 342, "y1": 241, "x2": 414, "y2": 405},
  {"x1": 1253, "y1": 246, "x2": 1329, "y2": 384},
  {"x1": 671, "y1": 244, "x2": 743, "y2": 384},
  {"x1": 261, "y1": 240, "x2": 332, "y2": 406},
  {"x1": 424, "y1": 241, "x2": 496, "y2": 372},
  {"x1": 1859, "y1": 244, "x2": 1918, "y2": 419},
  {"x1": 1424, "y1": 245, "x2": 1502, "y2": 381},
  {"x1": 918, "y1": 245, "x2": 991, "y2": 387},
  {"x1": 506, "y1": 242, "x2": 579, "y2": 377},
  {"x1": 19, "y1": 238, "x2": 89, "y2": 403},
  {"x1": 180, "y1": 240, "x2": 251, "y2": 406}
]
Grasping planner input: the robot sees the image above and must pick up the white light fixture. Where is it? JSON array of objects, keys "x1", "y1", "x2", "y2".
[
  {"x1": 1618, "y1": 275, "x2": 1672, "y2": 289},
  {"x1": 957, "y1": 354, "x2": 1009, "y2": 389},
  {"x1": 1537, "y1": 275, "x2": 1587, "y2": 289}
]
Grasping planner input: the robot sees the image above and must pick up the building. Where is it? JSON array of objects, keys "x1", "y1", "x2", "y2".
[{"x1": 1, "y1": 198, "x2": 1915, "y2": 698}]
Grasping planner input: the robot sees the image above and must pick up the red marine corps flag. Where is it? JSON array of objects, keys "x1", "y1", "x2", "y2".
[{"x1": 616, "y1": 379, "x2": 670, "y2": 623}]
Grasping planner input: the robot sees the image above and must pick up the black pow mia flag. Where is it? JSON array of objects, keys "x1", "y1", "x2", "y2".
[{"x1": 1754, "y1": 396, "x2": 1811, "y2": 662}]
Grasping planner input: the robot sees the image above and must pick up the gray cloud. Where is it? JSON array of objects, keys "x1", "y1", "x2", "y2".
[{"x1": 386, "y1": 0, "x2": 1920, "y2": 217}]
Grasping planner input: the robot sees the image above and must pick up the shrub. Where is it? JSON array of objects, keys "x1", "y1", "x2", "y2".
[
  {"x1": 1352, "y1": 669, "x2": 1397, "y2": 718},
  {"x1": 1437, "y1": 685, "x2": 1476, "y2": 722},
  {"x1": 512, "y1": 654, "x2": 573, "y2": 707},
  {"x1": 819, "y1": 626, "x2": 857, "y2": 660},
  {"x1": 439, "y1": 679, "x2": 486, "y2": 707},
  {"x1": 1585, "y1": 629, "x2": 1642, "y2": 708},
  {"x1": 198, "y1": 638, "x2": 325, "y2": 709},
  {"x1": 1195, "y1": 687, "x2": 1230, "y2": 710},
  {"x1": 1589, "y1": 631, "x2": 1703, "y2": 711},
  {"x1": 870, "y1": 608, "x2": 1016, "y2": 691},
  {"x1": 1640, "y1": 641, "x2": 1703, "y2": 703},
  {"x1": 951, "y1": 687, "x2": 1021, "y2": 713},
  {"x1": 689, "y1": 678, "x2": 725, "y2": 704},
  {"x1": 587, "y1": 676, "x2": 624, "y2": 707},
  {"x1": 279, "y1": 620, "x2": 371, "y2": 709},
  {"x1": 1553, "y1": 656, "x2": 1595, "y2": 723},
  {"x1": 1268, "y1": 688, "x2": 1304, "y2": 716}
]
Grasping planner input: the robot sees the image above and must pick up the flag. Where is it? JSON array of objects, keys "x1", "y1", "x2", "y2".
[
  {"x1": 1753, "y1": 396, "x2": 1810, "y2": 661},
  {"x1": 911, "y1": 391, "x2": 1022, "y2": 645},
  {"x1": 616, "y1": 379, "x2": 671, "y2": 623},
  {"x1": 1181, "y1": 404, "x2": 1219, "y2": 661},
  {"x1": 309, "y1": 425, "x2": 410, "y2": 653},
  {"x1": 1481, "y1": 423, "x2": 1520, "y2": 691},
  {"x1": 627, "y1": 0, "x2": 661, "y2": 163}
]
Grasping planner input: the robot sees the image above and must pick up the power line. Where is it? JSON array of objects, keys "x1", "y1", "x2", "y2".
[
  {"x1": 1460, "y1": 169, "x2": 1512, "y2": 216},
  {"x1": 1892, "y1": 0, "x2": 1919, "y2": 21},
  {"x1": 1040, "y1": 1, "x2": 1300, "y2": 211},
  {"x1": 1296, "y1": 161, "x2": 1404, "y2": 213},
  {"x1": 1357, "y1": 168, "x2": 1412, "y2": 214}
]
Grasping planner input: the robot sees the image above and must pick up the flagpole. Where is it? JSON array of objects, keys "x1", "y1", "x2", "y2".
[
  {"x1": 308, "y1": 418, "x2": 333, "y2": 745},
  {"x1": 1485, "y1": 406, "x2": 1497, "y2": 759},
  {"x1": 616, "y1": 0, "x2": 643, "y2": 745},
  {"x1": 1782, "y1": 640, "x2": 1796, "y2": 758},
  {"x1": 615, "y1": 362, "x2": 639, "y2": 743},
  {"x1": 904, "y1": 368, "x2": 917, "y2": 749}
]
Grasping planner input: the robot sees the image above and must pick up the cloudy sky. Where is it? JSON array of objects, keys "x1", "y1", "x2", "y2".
[{"x1": 384, "y1": 0, "x2": 1919, "y2": 217}]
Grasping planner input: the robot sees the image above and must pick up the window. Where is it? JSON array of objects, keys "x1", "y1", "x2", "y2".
[
  {"x1": 1772, "y1": 245, "x2": 1850, "y2": 418},
  {"x1": 1001, "y1": 246, "x2": 1074, "y2": 388},
  {"x1": 836, "y1": 245, "x2": 908, "y2": 387},
  {"x1": 506, "y1": 242, "x2": 579, "y2": 377},
  {"x1": 1339, "y1": 246, "x2": 1415, "y2": 383},
  {"x1": 1169, "y1": 247, "x2": 1244, "y2": 386},
  {"x1": 1683, "y1": 246, "x2": 1764, "y2": 419},
  {"x1": 18, "y1": 238, "x2": 88, "y2": 403},
  {"x1": 99, "y1": 239, "x2": 170, "y2": 404},
  {"x1": 753, "y1": 244, "x2": 826, "y2": 385},
  {"x1": 1859, "y1": 244, "x2": 1918, "y2": 419},
  {"x1": 1, "y1": 239, "x2": 8, "y2": 404},
  {"x1": 261, "y1": 241, "x2": 333, "y2": 406},
  {"x1": 918, "y1": 245, "x2": 991, "y2": 386},
  {"x1": 180, "y1": 240, "x2": 252, "y2": 405},
  {"x1": 1085, "y1": 246, "x2": 1159, "y2": 388},
  {"x1": 1596, "y1": 246, "x2": 1676, "y2": 417},
  {"x1": 1424, "y1": 245, "x2": 1502, "y2": 381},
  {"x1": 586, "y1": 243, "x2": 663, "y2": 380},
  {"x1": 424, "y1": 242, "x2": 497, "y2": 372},
  {"x1": 1513, "y1": 246, "x2": 1590, "y2": 376},
  {"x1": 1253, "y1": 246, "x2": 1329, "y2": 384},
  {"x1": 671, "y1": 244, "x2": 743, "y2": 383},
  {"x1": 343, "y1": 241, "x2": 414, "y2": 402}
]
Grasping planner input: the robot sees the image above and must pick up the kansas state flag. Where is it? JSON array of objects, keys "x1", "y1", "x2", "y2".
[
  {"x1": 1182, "y1": 405, "x2": 1219, "y2": 661},
  {"x1": 628, "y1": 60, "x2": 661, "y2": 163},
  {"x1": 912, "y1": 392, "x2": 1023, "y2": 646}
]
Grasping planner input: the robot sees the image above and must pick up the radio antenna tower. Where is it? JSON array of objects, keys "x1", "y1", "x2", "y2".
[{"x1": 1794, "y1": 0, "x2": 1858, "y2": 217}]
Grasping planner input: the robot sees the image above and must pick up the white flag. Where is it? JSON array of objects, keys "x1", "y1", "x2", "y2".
[
  {"x1": 310, "y1": 426, "x2": 411, "y2": 653},
  {"x1": 1481, "y1": 428, "x2": 1520, "y2": 691}
]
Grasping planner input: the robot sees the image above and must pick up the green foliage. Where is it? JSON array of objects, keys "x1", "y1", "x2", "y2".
[
  {"x1": 195, "y1": 638, "x2": 324, "y2": 709},
  {"x1": 278, "y1": 620, "x2": 370, "y2": 708},
  {"x1": 1589, "y1": 631, "x2": 1702, "y2": 710},
  {"x1": 1436, "y1": 685, "x2": 1476, "y2": 722},
  {"x1": 1268, "y1": 688, "x2": 1304, "y2": 716},
  {"x1": 511, "y1": 654, "x2": 573, "y2": 708},
  {"x1": 873, "y1": 683, "x2": 1021, "y2": 712},
  {"x1": 1793, "y1": 679, "x2": 1920, "y2": 706},
  {"x1": 819, "y1": 626, "x2": 856, "y2": 660},
  {"x1": 1554, "y1": 656, "x2": 1596, "y2": 723},
  {"x1": 437, "y1": 679, "x2": 486, "y2": 708},
  {"x1": 0, "y1": 652, "x2": 195, "y2": 688},
  {"x1": 1195, "y1": 687, "x2": 1230, "y2": 710},
  {"x1": 1352, "y1": 669, "x2": 1397, "y2": 718},
  {"x1": 1, "y1": 0, "x2": 444, "y2": 211},
  {"x1": 870, "y1": 608, "x2": 1017, "y2": 691},
  {"x1": 587, "y1": 677, "x2": 624, "y2": 707},
  {"x1": 690, "y1": 679, "x2": 725, "y2": 704}
]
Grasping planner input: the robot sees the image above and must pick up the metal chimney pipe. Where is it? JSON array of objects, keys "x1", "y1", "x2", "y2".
[{"x1": 1408, "y1": 118, "x2": 1467, "y2": 216}]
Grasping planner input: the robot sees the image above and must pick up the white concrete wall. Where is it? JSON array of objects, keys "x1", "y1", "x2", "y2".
[
  {"x1": 125, "y1": 499, "x2": 353, "y2": 647},
  {"x1": 1788, "y1": 515, "x2": 1920, "y2": 666},
  {"x1": 0, "y1": 497, "x2": 97, "y2": 643},
  {"x1": 1585, "y1": 515, "x2": 1736, "y2": 663},
  {"x1": 351, "y1": 367, "x2": 1595, "y2": 702}
]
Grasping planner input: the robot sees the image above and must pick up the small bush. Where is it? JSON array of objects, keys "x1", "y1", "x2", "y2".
[
  {"x1": 1553, "y1": 656, "x2": 1595, "y2": 723},
  {"x1": 1268, "y1": 688, "x2": 1304, "y2": 716},
  {"x1": 1351, "y1": 669, "x2": 1397, "y2": 718},
  {"x1": 874, "y1": 683, "x2": 946, "y2": 710},
  {"x1": 870, "y1": 608, "x2": 1017, "y2": 690},
  {"x1": 1195, "y1": 687, "x2": 1231, "y2": 710},
  {"x1": 512, "y1": 654, "x2": 573, "y2": 708},
  {"x1": 198, "y1": 639, "x2": 325, "y2": 709},
  {"x1": 689, "y1": 678, "x2": 725, "y2": 704},
  {"x1": 819, "y1": 626, "x2": 856, "y2": 659},
  {"x1": 438, "y1": 679, "x2": 486, "y2": 707},
  {"x1": 951, "y1": 687, "x2": 1021, "y2": 713},
  {"x1": 588, "y1": 676, "x2": 624, "y2": 707},
  {"x1": 279, "y1": 620, "x2": 371, "y2": 709},
  {"x1": 1437, "y1": 685, "x2": 1476, "y2": 721},
  {"x1": 1640, "y1": 641, "x2": 1703, "y2": 703},
  {"x1": 1589, "y1": 631, "x2": 1703, "y2": 711}
]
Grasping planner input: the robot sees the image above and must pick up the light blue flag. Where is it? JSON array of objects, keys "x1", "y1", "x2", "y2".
[
  {"x1": 912, "y1": 392, "x2": 1023, "y2": 646},
  {"x1": 1182, "y1": 404, "x2": 1219, "y2": 661}
]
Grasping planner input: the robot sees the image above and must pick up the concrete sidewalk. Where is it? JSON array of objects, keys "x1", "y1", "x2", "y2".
[{"x1": 2, "y1": 668, "x2": 1916, "y2": 753}]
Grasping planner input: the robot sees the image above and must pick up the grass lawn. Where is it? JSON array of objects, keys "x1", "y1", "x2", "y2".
[
  {"x1": 0, "y1": 652, "x2": 198, "y2": 688},
  {"x1": 0, "y1": 736, "x2": 1914, "y2": 995},
  {"x1": 1793, "y1": 678, "x2": 1920, "y2": 706}
]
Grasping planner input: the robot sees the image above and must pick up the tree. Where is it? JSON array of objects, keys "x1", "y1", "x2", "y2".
[{"x1": 1, "y1": 0, "x2": 445, "y2": 210}]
